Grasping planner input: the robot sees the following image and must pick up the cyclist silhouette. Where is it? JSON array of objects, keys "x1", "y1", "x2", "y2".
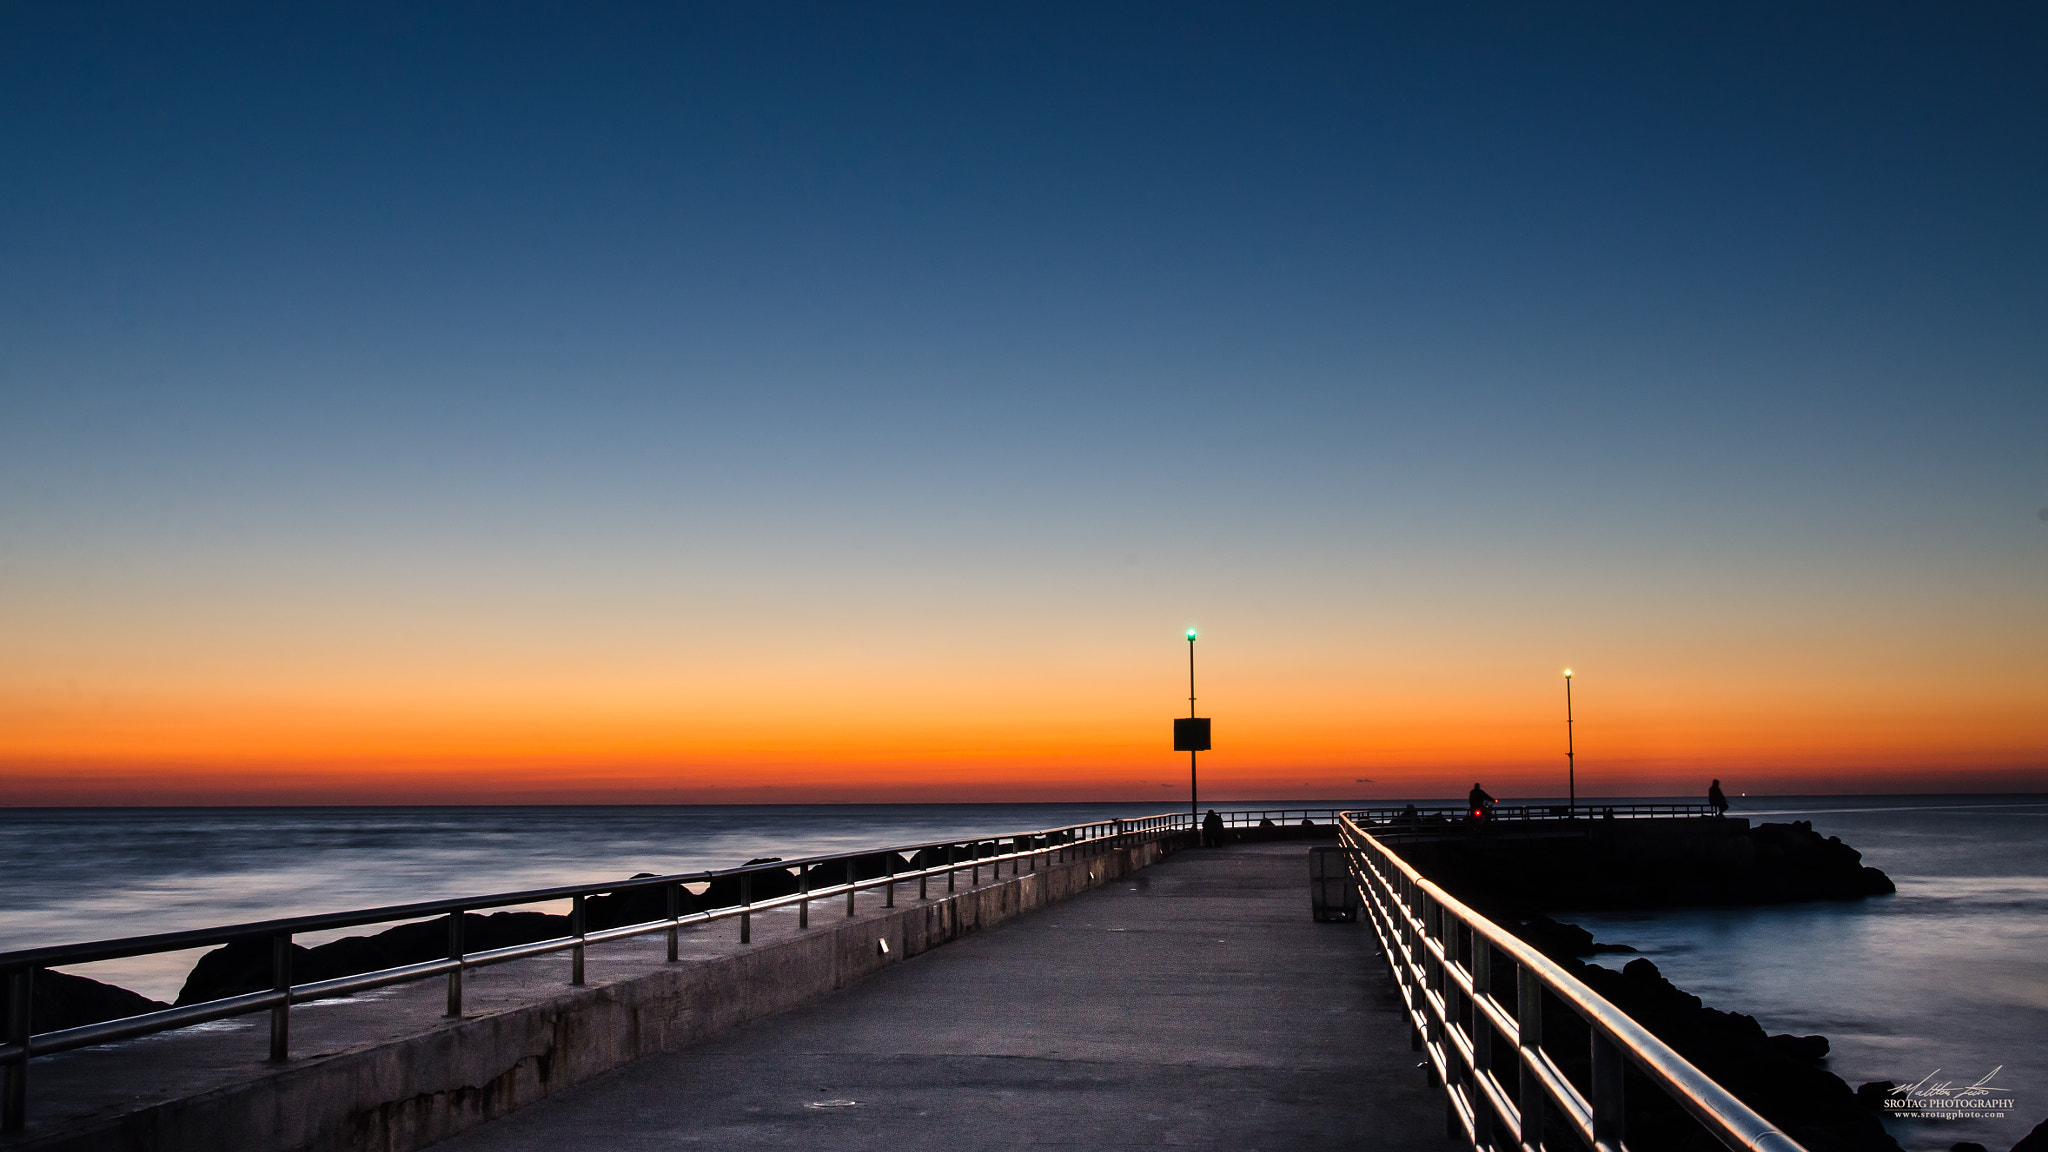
[{"x1": 1468, "y1": 782, "x2": 1495, "y2": 821}]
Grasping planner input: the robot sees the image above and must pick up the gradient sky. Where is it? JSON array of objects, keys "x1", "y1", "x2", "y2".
[{"x1": 3, "y1": 4, "x2": 2044, "y2": 804}]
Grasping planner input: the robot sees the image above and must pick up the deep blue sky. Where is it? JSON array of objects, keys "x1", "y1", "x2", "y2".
[{"x1": 2, "y1": 4, "x2": 2044, "y2": 797}]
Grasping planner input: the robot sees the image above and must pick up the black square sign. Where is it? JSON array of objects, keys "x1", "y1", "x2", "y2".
[{"x1": 1174, "y1": 717, "x2": 1211, "y2": 752}]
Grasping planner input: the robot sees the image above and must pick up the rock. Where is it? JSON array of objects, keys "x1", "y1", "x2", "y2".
[
  {"x1": 698, "y1": 858, "x2": 800, "y2": 908},
  {"x1": 1771, "y1": 1033, "x2": 1830, "y2": 1063},
  {"x1": 1855, "y1": 1080, "x2": 1918, "y2": 1117},
  {"x1": 797, "y1": 852, "x2": 919, "y2": 890},
  {"x1": 584, "y1": 873, "x2": 699, "y2": 931},
  {"x1": 2012, "y1": 1116, "x2": 2048, "y2": 1152},
  {"x1": 1948, "y1": 1142, "x2": 1988, "y2": 1152},
  {"x1": 1511, "y1": 916, "x2": 1637, "y2": 962},
  {"x1": 28, "y1": 967, "x2": 168, "y2": 1033},
  {"x1": 176, "y1": 910, "x2": 568, "y2": 1006},
  {"x1": 1558, "y1": 957, "x2": 1899, "y2": 1151}
]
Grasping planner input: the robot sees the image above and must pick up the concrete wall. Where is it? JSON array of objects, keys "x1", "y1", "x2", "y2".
[{"x1": 22, "y1": 836, "x2": 1185, "y2": 1152}]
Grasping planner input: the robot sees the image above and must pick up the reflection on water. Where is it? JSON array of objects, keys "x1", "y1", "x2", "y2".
[{"x1": 1568, "y1": 796, "x2": 2048, "y2": 1152}]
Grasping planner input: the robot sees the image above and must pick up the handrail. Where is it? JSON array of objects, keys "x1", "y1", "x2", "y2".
[
  {"x1": 1337, "y1": 811, "x2": 1805, "y2": 1152},
  {"x1": 0, "y1": 810, "x2": 1194, "y2": 1132},
  {"x1": 0, "y1": 815, "x2": 1166, "y2": 971}
]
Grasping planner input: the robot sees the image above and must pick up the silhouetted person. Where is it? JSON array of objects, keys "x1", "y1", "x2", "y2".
[
  {"x1": 1708, "y1": 779, "x2": 1729, "y2": 817},
  {"x1": 1468, "y1": 782, "x2": 1494, "y2": 821},
  {"x1": 1400, "y1": 803, "x2": 1419, "y2": 825},
  {"x1": 1202, "y1": 808, "x2": 1224, "y2": 847}
]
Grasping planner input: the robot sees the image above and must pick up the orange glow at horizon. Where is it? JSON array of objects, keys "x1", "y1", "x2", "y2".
[{"x1": 5, "y1": 649, "x2": 2042, "y2": 804}]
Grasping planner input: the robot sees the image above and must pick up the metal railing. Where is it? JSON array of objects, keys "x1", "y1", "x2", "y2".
[
  {"x1": 1352, "y1": 803, "x2": 1717, "y2": 827},
  {"x1": 1338, "y1": 811, "x2": 1804, "y2": 1152},
  {"x1": 0, "y1": 812, "x2": 1194, "y2": 1131},
  {"x1": 1208, "y1": 808, "x2": 1349, "y2": 827}
]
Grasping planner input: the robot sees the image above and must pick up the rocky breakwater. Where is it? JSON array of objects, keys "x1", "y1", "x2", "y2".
[
  {"x1": 175, "y1": 851, "x2": 922, "y2": 1005},
  {"x1": 1384, "y1": 815, "x2": 1895, "y2": 912},
  {"x1": 1382, "y1": 818, "x2": 1903, "y2": 1152},
  {"x1": 24, "y1": 850, "x2": 932, "y2": 1025}
]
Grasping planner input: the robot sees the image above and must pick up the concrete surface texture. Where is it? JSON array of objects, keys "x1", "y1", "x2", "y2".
[
  {"x1": 434, "y1": 841, "x2": 1448, "y2": 1151},
  {"x1": 7, "y1": 838, "x2": 1165, "y2": 1152}
]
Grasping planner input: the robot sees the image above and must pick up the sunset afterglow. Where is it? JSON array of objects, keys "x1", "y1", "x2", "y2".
[{"x1": 2, "y1": 7, "x2": 2043, "y2": 806}]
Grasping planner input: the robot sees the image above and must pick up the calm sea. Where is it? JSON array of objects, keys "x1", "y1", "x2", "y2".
[{"x1": 2, "y1": 795, "x2": 2041, "y2": 1150}]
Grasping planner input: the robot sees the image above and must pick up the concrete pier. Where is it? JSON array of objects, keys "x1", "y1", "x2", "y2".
[
  {"x1": 6, "y1": 838, "x2": 1442, "y2": 1151},
  {"x1": 433, "y1": 840, "x2": 1443, "y2": 1151}
]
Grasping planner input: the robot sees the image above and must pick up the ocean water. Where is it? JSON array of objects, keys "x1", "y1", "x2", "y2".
[{"x1": 1565, "y1": 796, "x2": 2048, "y2": 1152}]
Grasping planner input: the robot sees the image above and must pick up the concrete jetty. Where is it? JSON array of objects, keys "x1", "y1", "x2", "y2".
[
  {"x1": 6, "y1": 834, "x2": 1440, "y2": 1151},
  {"x1": 434, "y1": 840, "x2": 1443, "y2": 1151}
]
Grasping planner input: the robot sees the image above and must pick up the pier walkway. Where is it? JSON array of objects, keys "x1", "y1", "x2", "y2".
[{"x1": 434, "y1": 840, "x2": 1443, "y2": 1151}]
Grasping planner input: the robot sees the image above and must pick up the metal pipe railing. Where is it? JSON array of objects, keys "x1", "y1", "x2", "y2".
[
  {"x1": 1211, "y1": 804, "x2": 1715, "y2": 831},
  {"x1": 0, "y1": 811, "x2": 1195, "y2": 1131},
  {"x1": 1338, "y1": 811, "x2": 1806, "y2": 1152}
]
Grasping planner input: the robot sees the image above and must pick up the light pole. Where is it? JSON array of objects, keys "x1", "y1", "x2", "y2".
[
  {"x1": 1563, "y1": 669, "x2": 1575, "y2": 812},
  {"x1": 1172, "y1": 629, "x2": 1211, "y2": 827},
  {"x1": 1187, "y1": 629, "x2": 1198, "y2": 820}
]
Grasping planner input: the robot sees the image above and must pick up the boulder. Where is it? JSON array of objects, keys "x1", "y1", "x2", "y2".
[
  {"x1": 698, "y1": 858, "x2": 800, "y2": 908},
  {"x1": 176, "y1": 910, "x2": 567, "y2": 1006},
  {"x1": 28, "y1": 967, "x2": 168, "y2": 1034},
  {"x1": 2011, "y1": 1117, "x2": 2048, "y2": 1152}
]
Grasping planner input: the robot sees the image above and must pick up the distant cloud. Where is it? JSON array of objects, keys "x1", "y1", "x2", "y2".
[{"x1": 1355, "y1": 777, "x2": 1373, "y2": 783}]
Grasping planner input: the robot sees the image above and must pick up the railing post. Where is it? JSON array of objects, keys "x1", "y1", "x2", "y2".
[
  {"x1": 846, "y1": 858, "x2": 857, "y2": 917},
  {"x1": 919, "y1": 853, "x2": 929, "y2": 901},
  {"x1": 666, "y1": 884, "x2": 680, "y2": 962},
  {"x1": 947, "y1": 843, "x2": 956, "y2": 892},
  {"x1": 4, "y1": 967, "x2": 29, "y2": 1132},
  {"x1": 1445, "y1": 976, "x2": 1464, "y2": 1139},
  {"x1": 971, "y1": 842, "x2": 980, "y2": 887},
  {"x1": 1422, "y1": 895, "x2": 1442, "y2": 1088},
  {"x1": 447, "y1": 912, "x2": 464, "y2": 1017},
  {"x1": 740, "y1": 874, "x2": 753, "y2": 944},
  {"x1": 886, "y1": 855, "x2": 896, "y2": 907},
  {"x1": 1470, "y1": 933, "x2": 1495, "y2": 1148},
  {"x1": 268, "y1": 932, "x2": 291, "y2": 1062},
  {"x1": 799, "y1": 867, "x2": 810, "y2": 929},
  {"x1": 1592, "y1": 1029, "x2": 1626, "y2": 1148},
  {"x1": 571, "y1": 895, "x2": 586, "y2": 985},
  {"x1": 1518, "y1": 963, "x2": 1544, "y2": 1149}
]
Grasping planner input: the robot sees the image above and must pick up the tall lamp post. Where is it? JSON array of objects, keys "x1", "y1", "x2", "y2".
[
  {"x1": 1563, "y1": 669, "x2": 1575, "y2": 812},
  {"x1": 1173, "y1": 629, "x2": 1210, "y2": 824}
]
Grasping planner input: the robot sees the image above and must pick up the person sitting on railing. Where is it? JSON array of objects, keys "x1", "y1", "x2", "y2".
[
  {"x1": 1202, "y1": 808, "x2": 1224, "y2": 847},
  {"x1": 1468, "y1": 782, "x2": 1495, "y2": 822},
  {"x1": 1708, "y1": 778, "x2": 1729, "y2": 817}
]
